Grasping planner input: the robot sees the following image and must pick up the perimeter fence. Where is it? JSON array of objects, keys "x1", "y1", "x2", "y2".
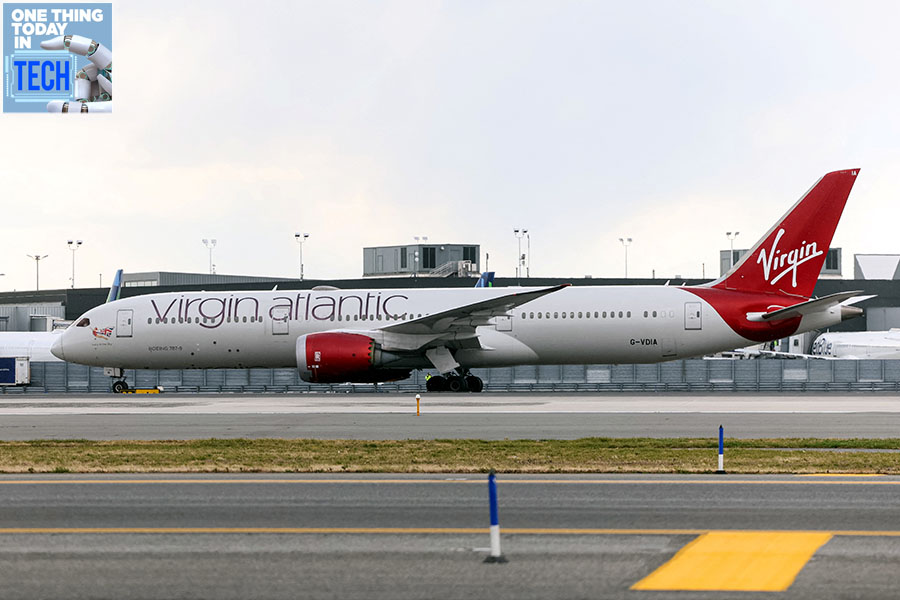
[{"x1": 4, "y1": 359, "x2": 900, "y2": 394}]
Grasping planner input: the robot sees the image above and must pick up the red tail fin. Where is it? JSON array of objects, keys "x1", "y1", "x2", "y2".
[{"x1": 711, "y1": 169, "x2": 859, "y2": 298}]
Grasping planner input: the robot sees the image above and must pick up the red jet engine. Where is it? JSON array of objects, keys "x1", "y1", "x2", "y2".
[{"x1": 296, "y1": 332, "x2": 410, "y2": 384}]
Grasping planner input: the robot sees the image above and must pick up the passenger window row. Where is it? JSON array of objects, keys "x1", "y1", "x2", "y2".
[{"x1": 519, "y1": 309, "x2": 675, "y2": 320}]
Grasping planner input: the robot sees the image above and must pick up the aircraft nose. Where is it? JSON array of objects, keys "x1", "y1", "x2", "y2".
[{"x1": 50, "y1": 334, "x2": 65, "y2": 361}]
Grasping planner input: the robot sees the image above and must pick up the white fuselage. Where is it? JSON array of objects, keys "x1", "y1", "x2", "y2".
[
  {"x1": 811, "y1": 330, "x2": 900, "y2": 360},
  {"x1": 52, "y1": 285, "x2": 838, "y2": 371},
  {"x1": 0, "y1": 331, "x2": 63, "y2": 362}
]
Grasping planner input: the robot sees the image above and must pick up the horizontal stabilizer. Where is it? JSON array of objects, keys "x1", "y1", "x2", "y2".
[{"x1": 751, "y1": 290, "x2": 865, "y2": 322}]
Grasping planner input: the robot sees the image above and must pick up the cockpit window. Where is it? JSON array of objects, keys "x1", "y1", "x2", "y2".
[{"x1": 76, "y1": 318, "x2": 91, "y2": 327}]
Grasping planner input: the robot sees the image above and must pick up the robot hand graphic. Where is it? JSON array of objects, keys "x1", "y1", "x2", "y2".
[{"x1": 40, "y1": 34, "x2": 112, "y2": 113}]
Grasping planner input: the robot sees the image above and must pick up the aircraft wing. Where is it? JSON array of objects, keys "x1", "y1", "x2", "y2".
[{"x1": 380, "y1": 284, "x2": 569, "y2": 336}]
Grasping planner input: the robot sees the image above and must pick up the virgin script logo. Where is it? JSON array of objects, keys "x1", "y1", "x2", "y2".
[{"x1": 756, "y1": 229, "x2": 823, "y2": 288}]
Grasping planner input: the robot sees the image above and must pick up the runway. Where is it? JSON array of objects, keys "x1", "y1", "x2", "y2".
[
  {"x1": 2, "y1": 393, "x2": 900, "y2": 439},
  {"x1": 3, "y1": 473, "x2": 900, "y2": 599}
]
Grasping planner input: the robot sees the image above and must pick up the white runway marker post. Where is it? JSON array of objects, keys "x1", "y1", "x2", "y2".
[
  {"x1": 716, "y1": 425, "x2": 726, "y2": 474},
  {"x1": 484, "y1": 470, "x2": 507, "y2": 563}
]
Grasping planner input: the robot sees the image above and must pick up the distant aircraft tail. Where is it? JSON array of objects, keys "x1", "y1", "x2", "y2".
[
  {"x1": 475, "y1": 272, "x2": 495, "y2": 288},
  {"x1": 105, "y1": 269, "x2": 123, "y2": 303},
  {"x1": 709, "y1": 169, "x2": 859, "y2": 298}
]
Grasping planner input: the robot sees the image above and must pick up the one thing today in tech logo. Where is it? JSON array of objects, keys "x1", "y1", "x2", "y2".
[{"x1": 3, "y1": 3, "x2": 112, "y2": 113}]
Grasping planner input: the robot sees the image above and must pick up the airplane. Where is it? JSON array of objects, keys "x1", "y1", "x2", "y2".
[
  {"x1": 52, "y1": 169, "x2": 867, "y2": 393},
  {"x1": 0, "y1": 269, "x2": 124, "y2": 364},
  {"x1": 810, "y1": 329, "x2": 900, "y2": 359}
]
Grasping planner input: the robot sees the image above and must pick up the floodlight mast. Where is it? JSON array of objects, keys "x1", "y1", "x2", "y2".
[
  {"x1": 202, "y1": 239, "x2": 217, "y2": 274},
  {"x1": 618, "y1": 237, "x2": 632, "y2": 278},
  {"x1": 294, "y1": 232, "x2": 310, "y2": 280},
  {"x1": 26, "y1": 254, "x2": 49, "y2": 290},
  {"x1": 67, "y1": 239, "x2": 83, "y2": 288},
  {"x1": 726, "y1": 231, "x2": 740, "y2": 268}
]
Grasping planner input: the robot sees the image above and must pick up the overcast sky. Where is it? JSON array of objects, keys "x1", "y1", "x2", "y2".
[{"x1": 2, "y1": 0, "x2": 899, "y2": 292}]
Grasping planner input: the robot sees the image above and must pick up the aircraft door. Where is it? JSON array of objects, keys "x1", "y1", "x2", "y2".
[
  {"x1": 116, "y1": 309, "x2": 133, "y2": 338},
  {"x1": 271, "y1": 307, "x2": 290, "y2": 335},
  {"x1": 684, "y1": 302, "x2": 702, "y2": 330}
]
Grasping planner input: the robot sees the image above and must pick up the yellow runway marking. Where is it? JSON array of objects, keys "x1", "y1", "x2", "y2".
[{"x1": 631, "y1": 531, "x2": 832, "y2": 592}]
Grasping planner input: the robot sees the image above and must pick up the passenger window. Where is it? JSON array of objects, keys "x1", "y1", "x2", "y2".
[
  {"x1": 578, "y1": 312, "x2": 582, "y2": 318},
  {"x1": 562, "y1": 313, "x2": 566, "y2": 319},
  {"x1": 626, "y1": 311, "x2": 631, "y2": 318},
  {"x1": 669, "y1": 310, "x2": 675, "y2": 318},
  {"x1": 521, "y1": 313, "x2": 526, "y2": 319},
  {"x1": 594, "y1": 312, "x2": 598, "y2": 318},
  {"x1": 643, "y1": 311, "x2": 648, "y2": 318},
  {"x1": 529, "y1": 312, "x2": 534, "y2": 319},
  {"x1": 602, "y1": 312, "x2": 607, "y2": 318},
  {"x1": 554, "y1": 312, "x2": 559, "y2": 319},
  {"x1": 537, "y1": 313, "x2": 542, "y2": 319},
  {"x1": 570, "y1": 312, "x2": 574, "y2": 319},
  {"x1": 147, "y1": 318, "x2": 152, "y2": 325},
  {"x1": 618, "y1": 311, "x2": 623, "y2": 318},
  {"x1": 652, "y1": 311, "x2": 657, "y2": 317}
]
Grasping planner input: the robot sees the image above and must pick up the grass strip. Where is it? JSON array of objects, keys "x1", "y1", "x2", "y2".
[{"x1": 0, "y1": 438, "x2": 900, "y2": 474}]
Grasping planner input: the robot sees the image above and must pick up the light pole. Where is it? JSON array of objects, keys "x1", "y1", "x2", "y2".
[
  {"x1": 67, "y1": 239, "x2": 83, "y2": 288},
  {"x1": 26, "y1": 254, "x2": 48, "y2": 290},
  {"x1": 618, "y1": 237, "x2": 632, "y2": 278},
  {"x1": 726, "y1": 231, "x2": 740, "y2": 268},
  {"x1": 202, "y1": 239, "x2": 217, "y2": 274},
  {"x1": 514, "y1": 229, "x2": 526, "y2": 280},
  {"x1": 526, "y1": 231, "x2": 531, "y2": 277},
  {"x1": 294, "y1": 232, "x2": 310, "y2": 280}
]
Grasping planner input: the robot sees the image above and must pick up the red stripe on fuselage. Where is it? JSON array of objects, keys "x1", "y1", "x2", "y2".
[{"x1": 682, "y1": 287, "x2": 803, "y2": 343}]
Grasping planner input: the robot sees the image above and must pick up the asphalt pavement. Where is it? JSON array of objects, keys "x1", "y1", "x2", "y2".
[
  {"x1": 2, "y1": 474, "x2": 900, "y2": 598},
  {"x1": 2, "y1": 393, "x2": 900, "y2": 439}
]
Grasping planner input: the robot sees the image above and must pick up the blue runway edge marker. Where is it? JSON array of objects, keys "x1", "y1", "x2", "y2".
[
  {"x1": 716, "y1": 425, "x2": 726, "y2": 474},
  {"x1": 484, "y1": 470, "x2": 507, "y2": 563}
]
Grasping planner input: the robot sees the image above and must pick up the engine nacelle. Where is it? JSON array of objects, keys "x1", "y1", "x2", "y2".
[{"x1": 296, "y1": 332, "x2": 411, "y2": 384}]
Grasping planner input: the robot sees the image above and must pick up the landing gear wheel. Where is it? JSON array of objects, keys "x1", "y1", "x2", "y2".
[
  {"x1": 111, "y1": 380, "x2": 129, "y2": 394},
  {"x1": 447, "y1": 376, "x2": 465, "y2": 393},
  {"x1": 465, "y1": 375, "x2": 484, "y2": 393},
  {"x1": 426, "y1": 375, "x2": 447, "y2": 392}
]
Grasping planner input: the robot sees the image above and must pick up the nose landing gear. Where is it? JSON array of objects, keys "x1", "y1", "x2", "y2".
[{"x1": 105, "y1": 367, "x2": 129, "y2": 393}]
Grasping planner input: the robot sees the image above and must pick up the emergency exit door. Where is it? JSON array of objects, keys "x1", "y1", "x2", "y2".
[
  {"x1": 684, "y1": 302, "x2": 702, "y2": 330},
  {"x1": 116, "y1": 309, "x2": 133, "y2": 337}
]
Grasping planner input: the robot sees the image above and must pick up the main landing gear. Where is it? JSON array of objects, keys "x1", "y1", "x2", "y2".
[
  {"x1": 425, "y1": 369, "x2": 484, "y2": 393},
  {"x1": 111, "y1": 379, "x2": 130, "y2": 393}
]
